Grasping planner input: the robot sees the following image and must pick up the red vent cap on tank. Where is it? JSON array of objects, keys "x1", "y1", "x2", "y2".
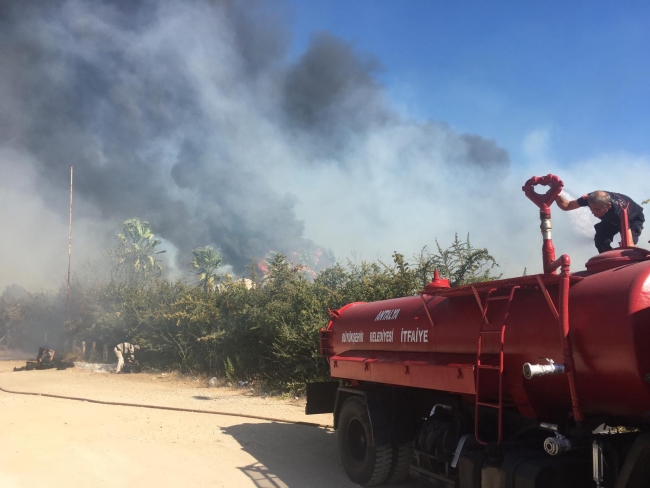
[
  {"x1": 585, "y1": 248, "x2": 650, "y2": 273},
  {"x1": 424, "y1": 270, "x2": 451, "y2": 292}
]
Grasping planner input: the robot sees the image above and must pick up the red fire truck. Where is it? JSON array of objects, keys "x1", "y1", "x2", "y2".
[{"x1": 306, "y1": 175, "x2": 650, "y2": 488}]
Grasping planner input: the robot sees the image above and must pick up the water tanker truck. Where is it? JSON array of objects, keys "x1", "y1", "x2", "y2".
[{"x1": 306, "y1": 175, "x2": 650, "y2": 488}]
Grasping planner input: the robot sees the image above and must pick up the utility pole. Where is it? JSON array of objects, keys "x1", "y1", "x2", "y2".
[{"x1": 66, "y1": 166, "x2": 73, "y2": 325}]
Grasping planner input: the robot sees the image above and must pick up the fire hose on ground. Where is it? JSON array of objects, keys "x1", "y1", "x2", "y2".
[{"x1": 0, "y1": 385, "x2": 333, "y2": 430}]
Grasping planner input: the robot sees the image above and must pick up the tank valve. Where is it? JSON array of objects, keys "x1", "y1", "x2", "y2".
[
  {"x1": 523, "y1": 358, "x2": 565, "y2": 379},
  {"x1": 544, "y1": 433, "x2": 572, "y2": 456}
]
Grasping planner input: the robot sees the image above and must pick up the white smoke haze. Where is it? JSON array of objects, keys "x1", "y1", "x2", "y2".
[
  {"x1": 0, "y1": 0, "x2": 647, "y2": 293},
  {"x1": 0, "y1": 347, "x2": 32, "y2": 361}
]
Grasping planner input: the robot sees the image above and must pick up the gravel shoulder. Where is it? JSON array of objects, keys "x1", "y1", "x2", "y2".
[{"x1": 0, "y1": 358, "x2": 427, "y2": 488}]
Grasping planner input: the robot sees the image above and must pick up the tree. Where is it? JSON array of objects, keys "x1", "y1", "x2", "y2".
[
  {"x1": 415, "y1": 233, "x2": 501, "y2": 287},
  {"x1": 111, "y1": 218, "x2": 165, "y2": 285},
  {"x1": 191, "y1": 246, "x2": 223, "y2": 291}
]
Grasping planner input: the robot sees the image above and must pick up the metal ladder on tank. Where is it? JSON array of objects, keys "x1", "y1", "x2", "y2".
[{"x1": 473, "y1": 285, "x2": 519, "y2": 445}]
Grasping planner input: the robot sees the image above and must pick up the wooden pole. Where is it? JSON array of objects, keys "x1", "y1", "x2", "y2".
[{"x1": 66, "y1": 166, "x2": 73, "y2": 324}]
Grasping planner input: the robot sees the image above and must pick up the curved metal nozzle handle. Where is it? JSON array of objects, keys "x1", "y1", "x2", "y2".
[{"x1": 522, "y1": 174, "x2": 564, "y2": 213}]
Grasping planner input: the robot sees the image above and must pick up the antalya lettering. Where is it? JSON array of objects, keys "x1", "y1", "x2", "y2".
[
  {"x1": 401, "y1": 328, "x2": 429, "y2": 343},
  {"x1": 374, "y1": 309, "x2": 400, "y2": 321},
  {"x1": 370, "y1": 330, "x2": 394, "y2": 343},
  {"x1": 341, "y1": 331, "x2": 364, "y2": 344}
]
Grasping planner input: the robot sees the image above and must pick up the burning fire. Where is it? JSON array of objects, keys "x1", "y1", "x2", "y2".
[
  {"x1": 256, "y1": 247, "x2": 334, "y2": 278},
  {"x1": 257, "y1": 260, "x2": 269, "y2": 274}
]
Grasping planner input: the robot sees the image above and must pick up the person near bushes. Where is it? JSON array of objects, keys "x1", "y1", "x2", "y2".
[
  {"x1": 114, "y1": 342, "x2": 140, "y2": 373},
  {"x1": 36, "y1": 346, "x2": 55, "y2": 365}
]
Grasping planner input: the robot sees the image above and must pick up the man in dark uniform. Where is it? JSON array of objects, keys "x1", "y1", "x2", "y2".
[
  {"x1": 556, "y1": 190, "x2": 645, "y2": 253},
  {"x1": 36, "y1": 346, "x2": 55, "y2": 366}
]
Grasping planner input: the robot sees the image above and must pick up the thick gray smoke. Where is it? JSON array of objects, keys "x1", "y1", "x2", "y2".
[{"x1": 0, "y1": 0, "x2": 514, "y2": 290}]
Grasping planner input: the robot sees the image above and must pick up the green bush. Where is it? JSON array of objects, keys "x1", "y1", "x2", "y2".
[{"x1": 1, "y1": 234, "x2": 499, "y2": 393}]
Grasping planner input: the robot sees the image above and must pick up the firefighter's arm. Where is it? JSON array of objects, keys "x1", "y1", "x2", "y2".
[{"x1": 555, "y1": 195, "x2": 580, "y2": 211}]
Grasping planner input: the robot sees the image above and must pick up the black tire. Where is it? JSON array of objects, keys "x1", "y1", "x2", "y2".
[
  {"x1": 385, "y1": 441, "x2": 413, "y2": 483},
  {"x1": 338, "y1": 396, "x2": 394, "y2": 486}
]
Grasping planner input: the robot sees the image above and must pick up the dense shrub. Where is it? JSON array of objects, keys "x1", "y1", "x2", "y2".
[{"x1": 0, "y1": 235, "x2": 500, "y2": 393}]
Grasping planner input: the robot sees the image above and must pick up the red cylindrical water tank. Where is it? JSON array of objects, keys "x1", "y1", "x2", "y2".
[{"x1": 325, "y1": 259, "x2": 650, "y2": 421}]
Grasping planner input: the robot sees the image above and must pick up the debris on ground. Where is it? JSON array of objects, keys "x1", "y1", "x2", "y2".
[
  {"x1": 13, "y1": 360, "x2": 75, "y2": 372},
  {"x1": 74, "y1": 362, "x2": 116, "y2": 373}
]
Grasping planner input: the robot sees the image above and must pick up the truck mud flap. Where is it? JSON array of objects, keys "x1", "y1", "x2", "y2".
[{"x1": 305, "y1": 381, "x2": 339, "y2": 415}]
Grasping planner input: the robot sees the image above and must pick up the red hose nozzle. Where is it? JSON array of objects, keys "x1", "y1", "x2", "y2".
[{"x1": 522, "y1": 174, "x2": 564, "y2": 213}]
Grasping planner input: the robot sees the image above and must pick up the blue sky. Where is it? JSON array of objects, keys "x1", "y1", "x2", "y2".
[{"x1": 288, "y1": 1, "x2": 650, "y2": 165}]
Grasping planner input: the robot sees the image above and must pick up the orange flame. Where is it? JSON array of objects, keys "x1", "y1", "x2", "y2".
[{"x1": 257, "y1": 261, "x2": 269, "y2": 274}]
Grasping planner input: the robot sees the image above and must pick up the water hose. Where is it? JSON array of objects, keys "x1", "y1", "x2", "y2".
[{"x1": 0, "y1": 385, "x2": 332, "y2": 430}]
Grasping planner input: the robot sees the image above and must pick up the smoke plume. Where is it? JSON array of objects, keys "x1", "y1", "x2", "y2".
[{"x1": 1, "y1": 0, "x2": 525, "y2": 290}]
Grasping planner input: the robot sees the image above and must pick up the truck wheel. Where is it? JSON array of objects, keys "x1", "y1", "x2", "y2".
[
  {"x1": 338, "y1": 396, "x2": 393, "y2": 486},
  {"x1": 385, "y1": 441, "x2": 413, "y2": 483}
]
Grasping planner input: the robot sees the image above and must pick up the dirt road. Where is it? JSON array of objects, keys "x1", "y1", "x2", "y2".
[{"x1": 0, "y1": 359, "x2": 428, "y2": 488}]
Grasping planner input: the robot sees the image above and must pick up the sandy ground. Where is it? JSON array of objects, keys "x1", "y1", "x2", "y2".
[{"x1": 0, "y1": 357, "x2": 428, "y2": 488}]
